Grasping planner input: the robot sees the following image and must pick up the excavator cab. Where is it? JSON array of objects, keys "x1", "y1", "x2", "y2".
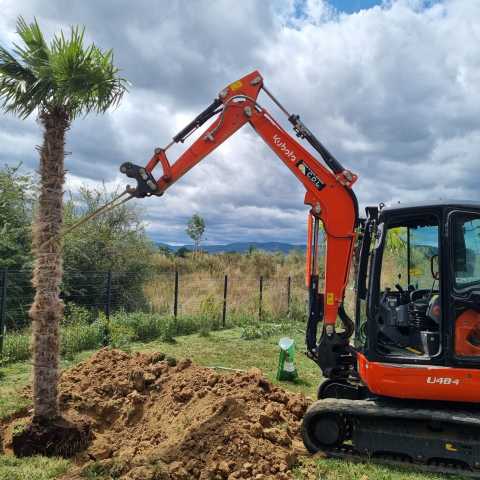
[{"x1": 355, "y1": 201, "x2": 480, "y2": 380}]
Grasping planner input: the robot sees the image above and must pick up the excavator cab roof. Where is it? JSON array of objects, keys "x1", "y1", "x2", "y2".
[{"x1": 381, "y1": 200, "x2": 480, "y2": 212}]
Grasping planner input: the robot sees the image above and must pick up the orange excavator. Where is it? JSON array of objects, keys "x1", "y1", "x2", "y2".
[{"x1": 121, "y1": 71, "x2": 480, "y2": 475}]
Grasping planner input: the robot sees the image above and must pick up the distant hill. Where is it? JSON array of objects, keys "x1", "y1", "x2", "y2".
[{"x1": 156, "y1": 241, "x2": 306, "y2": 254}]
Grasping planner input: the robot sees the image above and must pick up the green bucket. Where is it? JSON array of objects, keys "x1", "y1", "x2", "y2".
[{"x1": 276, "y1": 337, "x2": 298, "y2": 381}]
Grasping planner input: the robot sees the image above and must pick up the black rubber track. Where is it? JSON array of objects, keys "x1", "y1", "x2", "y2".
[{"x1": 302, "y1": 398, "x2": 480, "y2": 478}]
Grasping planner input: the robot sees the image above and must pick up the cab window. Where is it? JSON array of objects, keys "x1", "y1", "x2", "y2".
[
  {"x1": 375, "y1": 214, "x2": 441, "y2": 359},
  {"x1": 452, "y1": 213, "x2": 480, "y2": 357},
  {"x1": 453, "y1": 215, "x2": 480, "y2": 289}
]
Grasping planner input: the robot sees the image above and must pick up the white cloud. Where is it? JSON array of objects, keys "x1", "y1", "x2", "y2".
[{"x1": 1, "y1": 0, "x2": 480, "y2": 244}]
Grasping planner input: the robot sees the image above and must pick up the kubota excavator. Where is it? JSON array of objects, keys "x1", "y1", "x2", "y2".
[{"x1": 120, "y1": 71, "x2": 480, "y2": 476}]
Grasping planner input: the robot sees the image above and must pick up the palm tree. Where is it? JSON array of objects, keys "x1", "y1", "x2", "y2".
[{"x1": 0, "y1": 17, "x2": 127, "y2": 456}]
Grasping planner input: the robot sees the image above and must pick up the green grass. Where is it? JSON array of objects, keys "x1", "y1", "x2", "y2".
[
  {"x1": 130, "y1": 325, "x2": 317, "y2": 396},
  {"x1": 0, "y1": 350, "x2": 94, "y2": 420},
  {"x1": 0, "y1": 455, "x2": 70, "y2": 480},
  {"x1": 0, "y1": 360, "x2": 31, "y2": 420},
  {"x1": 0, "y1": 326, "x2": 461, "y2": 480},
  {"x1": 293, "y1": 458, "x2": 466, "y2": 480},
  {"x1": 2, "y1": 331, "x2": 30, "y2": 364}
]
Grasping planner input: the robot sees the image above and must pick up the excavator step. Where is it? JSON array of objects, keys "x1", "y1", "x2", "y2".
[{"x1": 302, "y1": 398, "x2": 480, "y2": 477}]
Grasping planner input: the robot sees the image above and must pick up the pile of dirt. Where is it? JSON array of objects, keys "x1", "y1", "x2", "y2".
[{"x1": 7, "y1": 348, "x2": 311, "y2": 479}]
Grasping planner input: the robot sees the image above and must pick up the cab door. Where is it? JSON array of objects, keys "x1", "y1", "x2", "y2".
[{"x1": 447, "y1": 209, "x2": 480, "y2": 367}]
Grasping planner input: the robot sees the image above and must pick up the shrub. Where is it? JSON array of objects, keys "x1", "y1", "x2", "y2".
[
  {"x1": 108, "y1": 322, "x2": 135, "y2": 351},
  {"x1": 107, "y1": 311, "x2": 199, "y2": 345},
  {"x1": 227, "y1": 311, "x2": 251, "y2": 328},
  {"x1": 62, "y1": 186, "x2": 156, "y2": 313},
  {"x1": 198, "y1": 294, "x2": 222, "y2": 336},
  {"x1": 109, "y1": 311, "x2": 163, "y2": 343},
  {"x1": 160, "y1": 317, "x2": 177, "y2": 343},
  {"x1": 288, "y1": 296, "x2": 307, "y2": 323},
  {"x1": 61, "y1": 321, "x2": 103, "y2": 359},
  {"x1": 63, "y1": 302, "x2": 98, "y2": 325},
  {"x1": 240, "y1": 322, "x2": 282, "y2": 340},
  {"x1": 1, "y1": 331, "x2": 30, "y2": 363}
]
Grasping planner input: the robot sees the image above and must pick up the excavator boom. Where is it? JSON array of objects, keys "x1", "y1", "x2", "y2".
[{"x1": 120, "y1": 71, "x2": 359, "y2": 368}]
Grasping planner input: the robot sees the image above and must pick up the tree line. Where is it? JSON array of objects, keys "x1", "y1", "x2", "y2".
[{"x1": 0, "y1": 164, "x2": 156, "y2": 324}]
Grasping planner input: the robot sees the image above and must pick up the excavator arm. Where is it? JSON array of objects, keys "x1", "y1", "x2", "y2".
[{"x1": 120, "y1": 71, "x2": 359, "y2": 375}]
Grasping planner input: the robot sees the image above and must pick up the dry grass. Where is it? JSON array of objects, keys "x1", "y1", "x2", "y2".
[{"x1": 145, "y1": 250, "x2": 309, "y2": 320}]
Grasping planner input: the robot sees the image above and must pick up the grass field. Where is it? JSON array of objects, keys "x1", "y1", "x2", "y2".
[{"x1": 0, "y1": 327, "x2": 463, "y2": 480}]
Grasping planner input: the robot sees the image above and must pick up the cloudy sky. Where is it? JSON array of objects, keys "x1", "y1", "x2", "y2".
[{"x1": 1, "y1": 0, "x2": 479, "y2": 245}]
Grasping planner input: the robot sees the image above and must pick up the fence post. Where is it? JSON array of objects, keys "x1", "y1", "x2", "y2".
[
  {"x1": 0, "y1": 269, "x2": 7, "y2": 355},
  {"x1": 173, "y1": 270, "x2": 179, "y2": 320},
  {"x1": 259, "y1": 275, "x2": 263, "y2": 321},
  {"x1": 103, "y1": 271, "x2": 112, "y2": 346},
  {"x1": 287, "y1": 276, "x2": 291, "y2": 317},
  {"x1": 222, "y1": 274, "x2": 228, "y2": 328}
]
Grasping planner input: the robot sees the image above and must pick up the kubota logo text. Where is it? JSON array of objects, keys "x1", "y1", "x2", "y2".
[{"x1": 273, "y1": 134, "x2": 296, "y2": 162}]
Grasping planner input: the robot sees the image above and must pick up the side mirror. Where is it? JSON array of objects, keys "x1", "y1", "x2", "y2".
[{"x1": 430, "y1": 254, "x2": 440, "y2": 280}]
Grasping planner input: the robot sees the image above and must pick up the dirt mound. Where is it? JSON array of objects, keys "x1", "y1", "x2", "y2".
[{"x1": 29, "y1": 348, "x2": 309, "y2": 479}]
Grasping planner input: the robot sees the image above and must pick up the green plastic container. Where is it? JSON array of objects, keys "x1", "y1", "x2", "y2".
[{"x1": 276, "y1": 337, "x2": 298, "y2": 381}]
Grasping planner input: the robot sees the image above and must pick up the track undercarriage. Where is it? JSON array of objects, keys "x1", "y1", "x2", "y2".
[{"x1": 302, "y1": 398, "x2": 480, "y2": 477}]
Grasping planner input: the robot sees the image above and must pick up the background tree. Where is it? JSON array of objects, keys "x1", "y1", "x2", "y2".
[
  {"x1": 63, "y1": 186, "x2": 154, "y2": 311},
  {"x1": 0, "y1": 164, "x2": 34, "y2": 270},
  {"x1": 0, "y1": 164, "x2": 35, "y2": 330},
  {"x1": 175, "y1": 246, "x2": 191, "y2": 258},
  {"x1": 386, "y1": 227, "x2": 407, "y2": 255},
  {"x1": 157, "y1": 244, "x2": 172, "y2": 256},
  {"x1": 186, "y1": 213, "x2": 206, "y2": 253},
  {"x1": 0, "y1": 17, "x2": 127, "y2": 455}
]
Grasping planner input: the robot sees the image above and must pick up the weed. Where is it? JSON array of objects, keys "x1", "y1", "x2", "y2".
[
  {"x1": 288, "y1": 296, "x2": 308, "y2": 323},
  {"x1": 1, "y1": 331, "x2": 30, "y2": 364},
  {"x1": 63, "y1": 302, "x2": 98, "y2": 325},
  {"x1": 0, "y1": 454, "x2": 70, "y2": 480},
  {"x1": 80, "y1": 459, "x2": 121, "y2": 479},
  {"x1": 199, "y1": 294, "x2": 222, "y2": 331},
  {"x1": 160, "y1": 317, "x2": 177, "y2": 343},
  {"x1": 166, "y1": 356, "x2": 177, "y2": 367},
  {"x1": 108, "y1": 322, "x2": 135, "y2": 352},
  {"x1": 61, "y1": 321, "x2": 103, "y2": 360},
  {"x1": 174, "y1": 315, "x2": 202, "y2": 336},
  {"x1": 198, "y1": 324, "x2": 211, "y2": 337},
  {"x1": 240, "y1": 322, "x2": 282, "y2": 340},
  {"x1": 11, "y1": 419, "x2": 29, "y2": 436}
]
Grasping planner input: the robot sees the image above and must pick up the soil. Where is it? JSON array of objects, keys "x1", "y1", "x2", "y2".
[
  {"x1": 2, "y1": 348, "x2": 310, "y2": 479},
  {"x1": 11, "y1": 415, "x2": 91, "y2": 458}
]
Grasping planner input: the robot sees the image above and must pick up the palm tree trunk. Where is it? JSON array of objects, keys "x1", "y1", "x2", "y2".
[
  {"x1": 29, "y1": 108, "x2": 69, "y2": 422},
  {"x1": 13, "y1": 110, "x2": 90, "y2": 458}
]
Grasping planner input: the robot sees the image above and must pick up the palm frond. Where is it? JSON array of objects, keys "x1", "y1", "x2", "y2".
[
  {"x1": 0, "y1": 45, "x2": 40, "y2": 118},
  {"x1": 48, "y1": 26, "x2": 128, "y2": 118},
  {"x1": 14, "y1": 16, "x2": 50, "y2": 67},
  {"x1": 0, "y1": 16, "x2": 127, "y2": 119}
]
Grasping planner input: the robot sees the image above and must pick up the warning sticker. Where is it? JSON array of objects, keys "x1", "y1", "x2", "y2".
[
  {"x1": 229, "y1": 80, "x2": 243, "y2": 91},
  {"x1": 326, "y1": 292, "x2": 335, "y2": 305}
]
